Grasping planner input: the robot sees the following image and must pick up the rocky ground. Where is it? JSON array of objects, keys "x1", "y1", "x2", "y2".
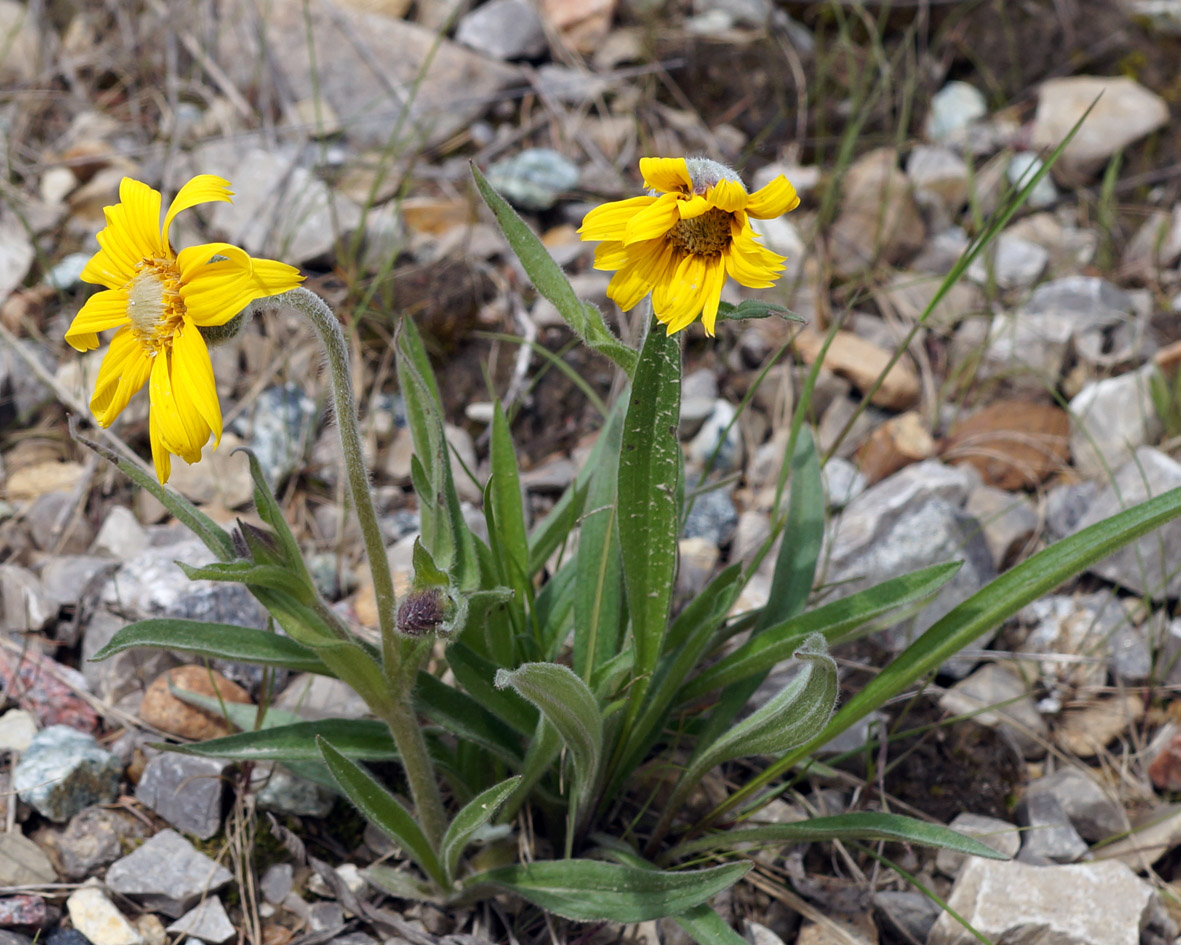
[{"x1": 3, "y1": 0, "x2": 1181, "y2": 943}]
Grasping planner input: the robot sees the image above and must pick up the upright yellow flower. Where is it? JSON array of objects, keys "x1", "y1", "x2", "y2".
[
  {"x1": 65, "y1": 175, "x2": 304, "y2": 483},
  {"x1": 578, "y1": 157, "x2": 800, "y2": 336}
]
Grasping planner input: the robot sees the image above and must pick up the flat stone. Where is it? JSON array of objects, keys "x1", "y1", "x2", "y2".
[
  {"x1": 105, "y1": 829, "x2": 234, "y2": 917},
  {"x1": 1027, "y1": 767, "x2": 1124, "y2": 842},
  {"x1": 1069, "y1": 365, "x2": 1161, "y2": 480},
  {"x1": 272, "y1": 673, "x2": 370, "y2": 721},
  {"x1": 1093, "y1": 803, "x2": 1181, "y2": 870},
  {"x1": 0, "y1": 832, "x2": 56, "y2": 885},
  {"x1": 1033, "y1": 75, "x2": 1169, "y2": 179},
  {"x1": 92, "y1": 506, "x2": 149, "y2": 560},
  {"x1": 935, "y1": 812, "x2": 1020, "y2": 878},
  {"x1": 966, "y1": 232, "x2": 1048, "y2": 289},
  {"x1": 686, "y1": 401, "x2": 743, "y2": 472},
  {"x1": 82, "y1": 609, "x2": 180, "y2": 704},
  {"x1": 13, "y1": 726, "x2": 119, "y2": 822},
  {"x1": 485, "y1": 148, "x2": 579, "y2": 210},
  {"x1": 928, "y1": 858, "x2": 1168, "y2": 945},
  {"x1": 822, "y1": 456, "x2": 866, "y2": 509},
  {"x1": 167, "y1": 898, "x2": 235, "y2": 944},
  {"x1": 136, "y1": 752, "x2": 230, "y2": 839},
  {"x1": 792, "y1": 327, "x2": 920, "y2": 410},
  {"x1": 1015, "y1": 791, "x2": 1088, "y2": 864},
  {"x1": 22, "y1": 491, "x2": 94, "y2": 554},
  {"x1": 1054, "y1": 695, "x2": 1144, "y2": 759},
  {"x1": 855, "y1": 411, "x2": 935, "y2": 485},
  {"x1": 37, "y1": 556, "x2": 117, "y2": 613},
  {"x1": 906, "y1": 145, "x2": 969, "y2": 212},
  {"x1": 939, "y1": 663, "x2": 1048, "y2": 758},
  {"x1": 260, "y1": 863, "x2": 294, "y2": 904},
  {"x1": 1006, "y1": 152, "x2": 1059, "y2": 208},
  {"x1": 872, "y1": 891, "x2": 940, "y2": 944},
  {"x1": 217, "y1": 0, "x2": 520, "y2": 152},
  {"x1": 1042, "y1": 479, "x2": 1100, "y2": 540},
  {"x1": 66, "y1": 885, "x2": 143, "y2": 945},
  {"x1": 0, "y1": 214, "x2": 34, "y2": 311},
  {"x1": 1073, "y1": 447, "x2": 1181, "y2": 599}
]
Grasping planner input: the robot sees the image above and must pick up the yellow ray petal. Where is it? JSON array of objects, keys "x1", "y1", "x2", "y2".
[
  {"x1": 65, "y1": 289, "x2": 130, "y2": 351},
  {"x1": 171, "y1": 316, "x2": 223, "y2": 448},
  {"x1": 248, "y1": 257, "x2": 305, "y2": 297},
  {"x1": 593, "y1": 240, "x2": 631, "y2": 271},
  {"x1": 83, "y1": 208, "x2": 144, "y2": 288},
  {"x1": 677, "y1": 196, "x2": 711, "y2": 220},
  {"x1": 623, "y1": 192, "x2": 680, "y2": 245},
  {"x1": 149, "y1": 349, "x2": 198, "y2": 462},
  {"x1": 117, "y1": 178, "x2": 165, "y2": 261},
  {"x1": 149, "y1": 409, "x2": 172, "y2": 484},
  {"x1": 639, "y1": 157, "x2": 692, "y2": 194},
  {"x1": 724, "y1": 228, "x2": 786, "y2": 288},
  {"x1": 579, "y1": 196, "x2": 657, "y2": 242},
  {"x1": 606, "y1": 240, "x2": 670, "y2": 311},
  {"x1": 656, "y1": 254, "x2": 705, "y2": 327},
  {"x1": 707, "y1": 179, "x2": 748, "y2": 213},
  {"x1": 95, "y1": 348, "x2": 152, "y2": 428},
  {"x1": 163, "y1": 175, "x2": 233, "y2": 253},
  {"x1": 746, "y1": 175, "x2": 800, "y2": 219},
  {"x1": 177, "y1": 243, "x2": 302, "y2": 327},
  {"x1": 90, "y1": 327, "x2": 144, "y2": 423},
  {"x1": 698, "y1": 257, "x2": 727, "y2": 337}
]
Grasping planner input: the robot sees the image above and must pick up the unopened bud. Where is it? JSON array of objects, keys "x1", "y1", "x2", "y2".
[{"x1": 396, "y1": 587, "x2": 449, "y2": 637}]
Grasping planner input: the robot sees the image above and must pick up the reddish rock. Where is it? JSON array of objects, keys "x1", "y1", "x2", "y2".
[
  {"x1": 1149, "y1": 729, "x2": 1181, "y2": 793},
  {"x1": 942, "y1": 400, "x2": 1070, "y2": 489},
  {"x1": 0, "y1": 895, "x2": 47, "y2": 927},
  {"x1": 0, "y1": 651, "x2": 97, "y2": 734},
  {"x1": 139, "y1": 666, "x2": 252, "y2": 740}
]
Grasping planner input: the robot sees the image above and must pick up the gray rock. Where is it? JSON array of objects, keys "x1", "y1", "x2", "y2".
[
  {"x1": 1033, "y1": 76, "x2": 1169, "y2": 179},
  {"x1": 1068, "y1": 365, "x2": 1160, "y2": 480},
  {"x1": 260, "y1": 863, "x2": 294, "y2": 905},
  {"x1": 1027, "y1": 767, "x2": 1124, "y2": 842},
  {"x1": 161, "y1": 583, "x2": 275, "y2": 695},
  {"x1": 822, "y1": 456, "x2": 866, "y2": 509},
  {"x1": 37, "y1": 556, "x2": 117, "y2": 612},
  {"x1": 92, "y1": 506, "x2": 149, "y2": 560},
  {"x1": 273, "y1": 674, "x2": 369, "y2": 721},
  {"x1": 1042, "y1": 479, "x2": 1100, "y2": 540},
  {"x1": 872, "y1": 891, "x2": 941, "y2": 943},
  {"x1": 964, "y1": 485, "x2": 1037, "y2": 568},
  {"x1": 533, "y1": 64, "x2": 611, "y2": 105},
  {"x1": 680, "y1": 369, "x2": 719, "y2": 438},
  {"x1": 167, "y1": 898, "x2": 235, "y2": 944},
  {"x1": 105, "y1": 829, "x2": 234, "y2": 917},
  {"x1": 54, "y1": 806, "x2": 150, "y2": 882},
  {"x1": 823, "y1": 461, "x2": 995, "y2": 673},
  {"x1": 939, "y1": 663, "x2": 1048, "y2": 758},
  {"x1": 731, "y1": 510, "x2": 771, "y2": 566},
  {"x1": 1015, "y1": 791, "x2": 1088, "y2": 863},
  {"x1": 251, "y1": 763, "x2": 335, "y2": 817},
  {"x1": 232, "y1": 383, "x2": 318, "y2": 488},
  {"x1": 687, "y1": 400, "x2": 743, "y2": 472},
  {"x1": 0, "y1": 564, "x2": 55, "y2": 632},
  {"x1": 1018, "y1": 592, "x2": 1128, "y2": 691},
  {"x1": 101, "y1": 539, "x2": 220, "y2": 618},
  {"x1": 924, "y1": 81, "x2": 987, "y2": 144},
  {"x1": 0, "y1": 213, "x2": 34, "y2": 303},
  {"x1": 23, "y1": 491, "x2": 93, "y2": 554},
  {"x1": 0, "y1": 832, "x2": 56, "y2": 885},
  {"x1": 0, "y1": 340, "x2": 52, "y2": 428},
  {"x1": 82, "y1": 609, "x2": 179, "y2": 704},
  {"x1": 907, "y1": 145, "x2": 969, "y2": 212},
  {"x1": 1109, "y1": 619, "x2": 1153, "y2": 685},
  {"x1": 682, "y1": 477, "x2": 738, "y2": 546},
  {"x1": 455, "y1": 0, "x2": 546, "y2": 59},
  {"x1": 966, "y1": 232, "x2": 1048, "y2": 289},
  {"x1": 309, "y1": 902, "x2": 345, "y2": 932},
  {"x1": 928, "y1": 858, "x2": 1169, "y2": 945},
  {"x1": 136, "y1": 752, "x2": 229, "y2": 840},
  {"x1": 41, "y1": 252, "x2": 89, "y2": 290},
  {"x1": 485, "y1": 149, "x2": 580, "y2": 211},
  {"x1": 1006, "y1": 152, "x2": 1058, "y2": 208},
  {"x1": 935, "y1": 812, "x2": 1020, "y2": 877},
  {"x1": 1073, "y1": 447, "x2": 1181, "y2": 599},
  {"x1": 13, "y1": 726, "x2": 121, "y2": 822}
]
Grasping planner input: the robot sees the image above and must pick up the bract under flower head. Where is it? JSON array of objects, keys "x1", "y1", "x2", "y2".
[
  {"x1": 577, "y1": 157, "x2": 800, "y2": 336},
  {"x1": 65, "y1": 175, "x2": 304, "y2": 483}
]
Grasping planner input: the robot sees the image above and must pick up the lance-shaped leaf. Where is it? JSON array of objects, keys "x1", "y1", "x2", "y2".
[
  {"x1": 618, "y1": 323, "x2": 681, "y2": 685},
  {"x1": 473, "y1": 859, "x2": 749, "y2": 922},
  {"x1": 715, "y1": 300, "x2": 807, "y2": 323},
  {"x1": 471, "y1": 163, "x2": 636, "y2": 376},
  {"x1": 440, "y1": 776, "x2": 521, "y2": 883},
  {"x1": 90, "y1": 620, "x2": 332, "y2": 675},
  {"x1": 236, "y1": 447, "x2": 315, "y2": 589},
  {"x1": 171, "y1": 719, "x2": 398, "y2": 762},
  {"x1": 494, "y1": 663, "x2": 603, "y2": 811},
  {"x1": 670, "y1": 811, "x2": 1011, "y2": 861},
  {"x1": 415, "y1": 671, "x2": 524, "y2": 765},
  {"x1": 178, "y1": 561, "x2": 315, "y2": 604},
  {"x1": 693, "y1": 633, "x2": 837, "y2": 769},
  {"x1": 318, "y1": 738, "x2": 447, "y2": 889}
]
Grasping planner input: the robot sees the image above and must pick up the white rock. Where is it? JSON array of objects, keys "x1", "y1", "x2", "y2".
[
  {"x1": 455, "y1": 0, "x2": 546, "y2": 59},
  {"x1": 935, "y1": 812, "x2": 1020, "y2": 878},
  {"x1": 68, "y1": 884, "x2": 145, "y2": 945},
  {"x1": 822, "y1": 456, "x2": 866, "y2": 509},
  {"x1": 924, "y1": 81, "x2": 987, "y2": 143},
  {"x1": 93, "y1": 506, "x2": 150, "y2": 560},
  {"x1": 1006, "y1": 152, "x2": 1059, "y2": 208},
  {"x1": 967, "y1": 233, "x2": 1048, "y2": 290},
  {"x1": 0, "y1": 564, "x2": 55, "y2": 632},
  {"x1": 0, "y1": 709, "x2": 36, "y2": 752},
  {"x1": 167, "y1": 897, "x2": 236, "y2": 944},
  {"x1": 928, "y1": 858, "x2": 1169, "y2": 945},
  {"x1": 1068, "y1": 364, "x2": 1161, "y2": 480},
  {"x1": 0, "y1": 211, "x2": 35, "y2": 301},
  {"x1": 1032, "y1": 76, "x2": 1169, "y2": 178},
  {"x1": 907, "y1": 145, "x2": 970, "y2": 212}
]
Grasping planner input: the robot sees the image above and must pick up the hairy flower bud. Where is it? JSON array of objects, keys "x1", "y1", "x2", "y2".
[{"x1": 396, "y1": 587, "x2": 450, "y2": 637}]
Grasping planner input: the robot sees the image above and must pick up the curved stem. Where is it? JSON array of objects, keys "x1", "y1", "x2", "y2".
[{"x1": 267, "y1": 287, "x2": 447, "y2": 849}]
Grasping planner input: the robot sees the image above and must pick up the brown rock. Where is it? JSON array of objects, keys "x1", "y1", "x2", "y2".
[
  {"x1": 828, "y1": 148, "x2": 925, "y2": 277},
  {"x1": 792, "y1": 327, "x2": 920, "y2": 410},
  {"x1": 139, "y1": 667, "x2": 252, "y2": 740},
  {"x1": 942, "y1": 401, "x2": 1070, "y2": 489},
  {"x1": 1055, "y1": 695, "x2": 1144, "y2": 759},
  {"x1": 1149, "y1": 729, "x2": 1181, "y2": 793},
  {"x1": 541, "y1": 0, "x2": 615, "y2": 52},
  {"x1": 856, "y1": 411, "x2": 935, "y2": 484}
]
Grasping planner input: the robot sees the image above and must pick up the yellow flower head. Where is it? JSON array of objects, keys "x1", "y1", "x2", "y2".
[
  {"x1": 578, "y1": 157, "x2": 800, "y2": 337},
  {"x1": 65, "y1": 175, "x2": 304, "y2": 483}
]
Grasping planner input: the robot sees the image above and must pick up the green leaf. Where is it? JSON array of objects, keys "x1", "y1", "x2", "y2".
[
  {"x1": 447, "y1": 640, "x2": 537, "y2": 734},
  {"x1": 69, "y1": 420, "x2": 234, "y2": 561},
  {"x1": 171, "y1": 719, "x2": 398, "y2": 762},
  {"x1": 489, "y1": 403, "x2": 530, "y2": 592},
  {"x1": 715, "y1": 300, "x2": 806, "y2": 323},
  {"x1": 89, "y1": 620, "x2": 332, "y2": 675},
  {"x1": 681, "y1": 562, "x2": 962, "y2": 701},
  {"x1": 672, "y1": 812, "x2": 1011, "y2": 861},
  {"x1": 177, "y1": 561, "x2": 315, "y2": 603},
  {"x1": 474, "y1": 859, "x2": 749, "y2": 922},
  {"x1": 363, "y1": 866, "x2": 439, "y2": 902},
  {"x1": 494, "y1": 663, "x2": 603, "y2": 812},
  {"x1": 411, "y1": 537, "x2": 450, "y2": 588},
  {"x1": 470, "y1": 163, "x2": 636, "y2": 376},
  {"x1": 618, "y1": 323, "x2": 681, "y2": 682},
  {"x1": 717, "y1": 483, "x2": 1181, "y2": 823},
  {"x1": 236, "y1": 447, "x2": 314, "y2": 589},
  {"x1": 673, "y1": 907, "x2": 750, "y2": 945},
  {"x1": 415, "y1": 671, "x2": 524, "y2": 765},
  {"x1": 317, "y1": 737, "x2": 447, "y2": 889},
  {"x1": 440, "y1": 776, "x2": 521, "y2": 883}
]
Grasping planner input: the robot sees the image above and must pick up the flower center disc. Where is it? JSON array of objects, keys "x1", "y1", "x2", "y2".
[
  {"x1": 667, "y1": 207, "x2": 732, "y2": 256},
  {"x1": 127, "y1": 265, "x2": 182, "y2": 344}
]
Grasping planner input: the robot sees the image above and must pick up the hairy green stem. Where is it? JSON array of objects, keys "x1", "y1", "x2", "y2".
[{"x1": 267, "y1": 287, "x2": 446, "y2": 849}]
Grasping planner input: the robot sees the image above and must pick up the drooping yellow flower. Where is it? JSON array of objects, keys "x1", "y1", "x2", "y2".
[
  {"x1": 578, "y1": 157, "x2": 800, "y2": 336},
  {"x1": 65, "y1": 175, "x2": 304, "y2": 483}
]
